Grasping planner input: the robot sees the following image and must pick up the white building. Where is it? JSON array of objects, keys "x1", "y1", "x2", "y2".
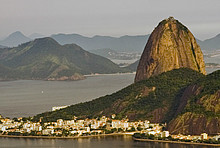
[
  {"x1": 57, "y1": 119, "x2": 64, "y2": 126},
  {"x1": 52, "y1": 106, "x2": 68, "y2": 111},
  {"x1": 1, "y1": 126, "x2": 7, "y2": 132},
  {"x1": 65, "y1": 120, "x2": 75, "y2": 125},
  {"x1": 91, "y1": 122, "x2": 100, "y2": 129},
  {"x1": 201, "y1": 133, "x2": 208, "y2": 140},
  {"x1": 123, "y1": 122, "x2": 129, "y2": 129},
  {"x1": 213, "y1": 135, "x2": 220, "y2": 141},
  {"x1": 112, "y1": 120, "x2": 122, "y2": 128},
  {"x1": 85, "y1": 127, "x2": 90, "y2": 132},
  {"x1": 42, "y1": 129, "x2": 54, "y2": 135},
  {"x1": 161, "y1": 131, "x2": 169, "y2": 137},
  {"x1": 144, "y1": 120, "x2": 150, "y2": 128}
]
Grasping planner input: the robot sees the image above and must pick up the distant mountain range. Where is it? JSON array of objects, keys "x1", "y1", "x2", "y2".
[
  {"x1": 51, "y1": 33, "x2": 220, "y2": 52},
  {"x1": 0, "y1": 31, "x2": 31, "y2": 47},
  {"x1": 1, "y1": 31, "x2": 220, "y2": 52},
  {"x1": 0, "y1": 45, "x2": 7, "y2": 48},
  {"x1": 51, "y1": 34, "x2": 149, "y2": 52},
  {"x1": 0, "y1": 37, "x2": 130, "y2": 81},
  {"x1": 0, "y1": 32, "x2": 45, "y2": 48},
  {"x1": 197, "y1": 34, "x2": 220, "y2": 51}
]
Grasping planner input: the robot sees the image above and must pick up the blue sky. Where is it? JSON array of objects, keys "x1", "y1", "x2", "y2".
[{"x1": 0, "y1": 0, "x2": 220, "y2": 40}]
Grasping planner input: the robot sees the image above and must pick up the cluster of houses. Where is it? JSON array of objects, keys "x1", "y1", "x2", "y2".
[
  {"x1": 172, "y1": 133, "x2": 220, "y2": 141},
  {"x1": 0, "y1": 114, "x2": 219, "y2": 142},
  {"x1": 0, "y1": 114, "x2": 166, "y2": 137}
]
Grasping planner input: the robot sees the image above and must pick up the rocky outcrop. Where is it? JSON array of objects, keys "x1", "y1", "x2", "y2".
[
  {"x1": 168, "y1": 70, "x2": 220, "y2": 135},
  {"x1": 174, "y1": 85, "x2": 202, "y2": 116},
  {"x1": 135, "y1": 17, "x2": 206, "y2": 82},
  {"x1": 168, "y1": 112, "x2": 220, "y2": 135}
]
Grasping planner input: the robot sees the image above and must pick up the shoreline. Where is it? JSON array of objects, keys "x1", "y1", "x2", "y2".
[
  {"x1": 0, "y1": 133, "x2": 126, "y2": 139},
  {"x1": 132, "y1": 137, "x2": 220, "y2": 147},
  {"x1": 84, "y1": 72, "x2": 136, "y2": 77},
  {"x1": 0, "y1": 72, "x2": 136, "y2": 82}
]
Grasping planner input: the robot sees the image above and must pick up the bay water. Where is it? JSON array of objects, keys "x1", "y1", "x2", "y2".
[
  {"x1": 0, "y1": 74, "x2": 135, "y2": 118},
  {"x1": 0, "y1": 135, "x2": 216, "y2": 148}
]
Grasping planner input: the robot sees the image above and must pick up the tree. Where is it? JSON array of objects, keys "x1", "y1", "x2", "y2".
[{"x1": 137, "y1": 126, "x2": 143, "y2": 131}]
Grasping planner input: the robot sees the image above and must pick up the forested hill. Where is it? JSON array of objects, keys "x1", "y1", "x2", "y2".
[
  {"x1": 33, "y1": 68, "x2": 204, "y2": 123},
  {"x1": 0, "y1": 37, "x2": 130, "y2": 80},
  {"x1": 168, "y1": 70, "x2": 220, "y2": 135}
]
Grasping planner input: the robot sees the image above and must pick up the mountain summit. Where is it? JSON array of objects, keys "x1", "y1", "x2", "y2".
[
  {"x1": 0, "y1": 31, "x2": 31, "y2": 47},
  {"x1": 135, "y1": 17, "x2": 206, "y2": 82}
]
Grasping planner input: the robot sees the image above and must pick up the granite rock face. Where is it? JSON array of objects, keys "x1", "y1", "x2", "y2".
[{"x1": 135, "y1": 17, "x2": 206, "y2": 82}]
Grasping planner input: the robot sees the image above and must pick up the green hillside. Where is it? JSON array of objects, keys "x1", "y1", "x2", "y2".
[
  {"x1": 168, "y1": 70, "x2": 220, "y2": 135},
  {"x1": 0, "y1": 64, "x2": 18, "y2": 80},
  {"x1": 0, "y1": 37, "x2": 130, "y2": 80},
  {"x1": 33, "y1": 68, "x2": 204, "y2": 123},
  {"x1": 184, "y1": 70, "x2": 220, "y2": 116}
]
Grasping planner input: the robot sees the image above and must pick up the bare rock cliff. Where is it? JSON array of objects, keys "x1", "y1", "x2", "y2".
[{"x1": 135, "y1": 17, "x2": 206, "y2": 82}]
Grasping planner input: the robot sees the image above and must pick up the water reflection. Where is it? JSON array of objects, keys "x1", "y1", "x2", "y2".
[{"x1": 0, "y1": 136, "x2": 216, "y2": 148}]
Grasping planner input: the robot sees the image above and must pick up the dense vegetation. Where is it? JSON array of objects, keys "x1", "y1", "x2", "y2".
[
  {"x1": 167, "y1": 70, "x2": 220, "y2": 135},
  {"x1": 0, "y1": 37, "x2": 130, "y2": 80},
  {"x1": 182, "y1": 70, "x2": 220, "y2": 118},
  {"x1": 33, "y1": 68, "x2": 205, "y2": 123}
]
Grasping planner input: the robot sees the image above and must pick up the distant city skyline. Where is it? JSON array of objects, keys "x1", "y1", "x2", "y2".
[{"x1": 0, "y1": 0, "x2": 220, "y2": 40}]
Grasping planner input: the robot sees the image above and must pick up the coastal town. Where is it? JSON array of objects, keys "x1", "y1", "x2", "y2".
[
  {"x1": 0, "y1": 113, "x2": 158, "y2": 137},
  {"x1": 0, "y1": 113, "x2": 219, "y2": 145}
]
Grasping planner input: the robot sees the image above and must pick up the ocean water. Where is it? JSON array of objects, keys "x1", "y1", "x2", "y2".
[
  {"x1": 0, "y1": 135, "x2": 216, "y2": 148},
  {"x1": 204, "y1": 55, "x2": 220, "y2": 73},
  {"x1": 0, "y1": 74, "x2": 135, "y2": 118},
  {"x1": 204, "y1": 54, "x2": 220, "y2": 64}
]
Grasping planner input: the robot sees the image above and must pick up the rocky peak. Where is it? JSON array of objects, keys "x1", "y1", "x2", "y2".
[
  {"x1": 166, "y1": 16, "x2": 175, "y2": 21},
  {"x1": 135, "y1": 17, "x2": 206, "y2": 82}
]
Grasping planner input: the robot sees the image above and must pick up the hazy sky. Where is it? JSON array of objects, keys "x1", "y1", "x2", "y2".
[{"x1": 0, "y1": 0, "x2": 220, "y2": 40}]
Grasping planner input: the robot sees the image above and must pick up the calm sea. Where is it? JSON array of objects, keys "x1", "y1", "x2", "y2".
[
  {"x1": 0, "y1": 74, "x2": 135, "y2": 118},
  {"x1": 0, "y1": 135, "x2": 216, "y2": 148}
]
